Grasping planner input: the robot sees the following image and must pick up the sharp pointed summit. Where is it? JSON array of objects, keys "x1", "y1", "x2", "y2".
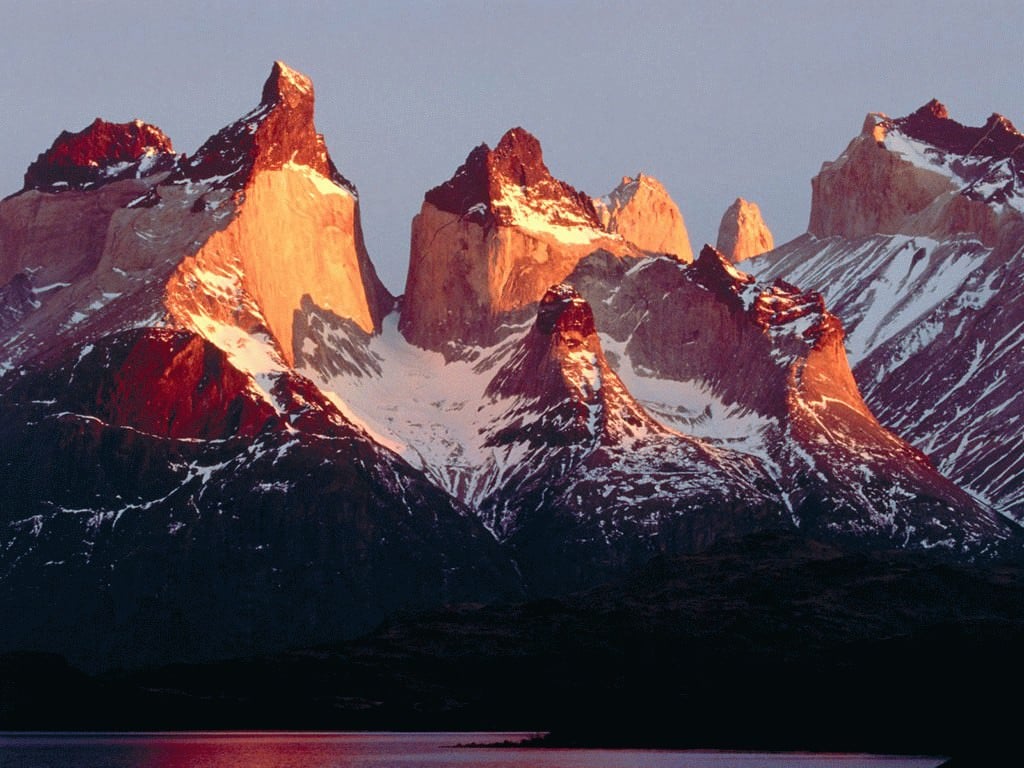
[
  {"x1": 175, "y1": 60, "x2": 354, "y2": 194},
  {"x1": 261, "y1": 60, "x2": 315, "y2": 107}
]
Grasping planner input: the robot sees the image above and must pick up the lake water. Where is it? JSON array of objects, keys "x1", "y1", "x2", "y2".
[{"x1": 0, "y1": 732, "x2": 945, "y2": 768}]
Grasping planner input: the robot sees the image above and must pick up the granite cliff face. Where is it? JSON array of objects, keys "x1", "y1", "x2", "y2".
[
  {"x1": 716, "y1": 197, "x2": 774, "y2": 263},
  {"x1": 808, "y1": 100, "x2": 1024, "y2": 244},
  {"x1": 399, "y1": 128, "x2": 637, "y2": 356},
  {"x1": 162, "y1": 60, "x2": 392, "y2": 366},
  {"x1": 593, "y1": 174, "x2": 693, "y2": 261}
]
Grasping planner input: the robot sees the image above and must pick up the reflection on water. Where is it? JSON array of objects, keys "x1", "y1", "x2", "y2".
[{"x1": 0, "y1": 732, "x2": 945, "y2": 768}]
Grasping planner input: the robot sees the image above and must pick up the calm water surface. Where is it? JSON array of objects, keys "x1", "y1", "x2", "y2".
[{"x1": 0, "y1": 732, "x2": 945, "y2": 768}]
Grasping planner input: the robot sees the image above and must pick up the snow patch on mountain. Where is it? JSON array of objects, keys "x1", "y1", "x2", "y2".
[
  {"x1": 492, "y1": 181, "x2": 612, "y2": 245},
  {"x1": 304, "y1": 311, "x2": 528, "y2": 503}
]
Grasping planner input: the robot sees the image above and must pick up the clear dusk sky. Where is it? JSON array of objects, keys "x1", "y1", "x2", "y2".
[{"x1": 3, "y1": 0, "x2": 1023, "y2": 292}]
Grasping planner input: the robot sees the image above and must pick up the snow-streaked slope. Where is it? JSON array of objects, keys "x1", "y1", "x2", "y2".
[
  {"x1": 302, "y1": 310, "x2": 535, "y2": 506},
  {"x1": 750, "y1": 229, "x2": 1024, "y2": 522}
]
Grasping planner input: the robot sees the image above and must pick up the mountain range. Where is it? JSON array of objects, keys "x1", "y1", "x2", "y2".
[{"x1": 1, "y1": 62, "x2": 1022, "y2": 672}]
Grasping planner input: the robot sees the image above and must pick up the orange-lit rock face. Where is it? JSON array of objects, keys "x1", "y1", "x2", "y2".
[
  {"x1": 716, "y1": 197, "x2": 774, "y2": 263},
  {"x1": 593, "y1": 174, "x2": 693, "y2": 262},
  {"x1": 401, "y1": 128, "x2": 634, "y2": 354},
  {"x1": 164, "y1": 62, "x2": 388, "y2": 364},
  {"x1": 809, "y1": 102, "x2": 1024, "y2": 244},
  {"x1": 166, "y1": 163, "x2": 380, "y2": 366},
  {"x1": 401, "y1": 202, "x2": 630, "y2": 353},
  {"x1": 0, "y1": 61, "x2": 388, "y2": 378},
  {"x1": 809, "y1": 124, "x2": 954, "y2": 239}
]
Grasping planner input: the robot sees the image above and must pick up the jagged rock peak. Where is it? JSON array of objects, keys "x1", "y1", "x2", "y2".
[
  {"x1": 693, "y1": 244, "x2": 755, "y2": 299},
  {"x1": 490, "y1": 127, "x2": 548, "y2": 188},
  {"x1": 888, "y1": 98, "x2": 1023, "y2": 157},
  {"x1": 716, "y1": 197, "x2": 774, "y2": 263},
  {"x1": 593, "y1": 173, "x2": 693, "y2": 262},
  {"x1": 536, "y1": 283, "x2": 596, "y2": 336},
  {"x1": 175, "y1": 60, "x2": 354, "y2": 193},
  {"x1": 423, "y1": 127, "x2": 601, "y2": 228},
  {"x1": 22, "y1": 118, "x2": 176, "y2": 192},
  {"x1": 261, "y1": 60, "x2": 315, "y2": 107},
  {"x1": 810, "y1": 99, "x2": 1024, "y2": 241}
]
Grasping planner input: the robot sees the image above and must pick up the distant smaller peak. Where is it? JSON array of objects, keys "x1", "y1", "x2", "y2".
[
  {"x1": 602, "y1": 172, "x2": 669, "y2": 209},
  {"x1": 716, "y1": 198, "x2": 774, "y2": 264},
  {"x1": 261, "y1": 60, "x2": 315, "y2": 107},
  {"x1": 984, "y1": 111, "x2": 1021, "y2": 136}
]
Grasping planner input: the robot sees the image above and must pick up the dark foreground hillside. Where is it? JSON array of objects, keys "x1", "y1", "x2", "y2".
[{"x1": 3, "y1": 532, "x2": 1021, "y2": 763}]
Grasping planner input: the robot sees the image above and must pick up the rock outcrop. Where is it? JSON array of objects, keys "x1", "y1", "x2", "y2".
[
  {"x1": 593, "y1": 174, "x2": 693, "y2": 261},
  {"x1": 0, "y1": 61, "x2": 392, "y2": 379},
  {"x1": 808, "y1": 100, "x2": 1024, "y2": 244},
  {"x1": 478, "y1": 283, "x2": 783, "y2": 592},
  {"x1": 400, "y1": 128, "x2": 636, "y2": 356},
  {"x1": 716, "y1": 197, "x2": 774, "y2": 262},
  {"x1": 564, "y1": 245, "x2": 1014, "y2": 554},
  {"x1": 21, "y1": 118, "x2": 177, "y2": 193},
  {"x1": 163, "y1": 60, "x2": 392, "y2": 365}
]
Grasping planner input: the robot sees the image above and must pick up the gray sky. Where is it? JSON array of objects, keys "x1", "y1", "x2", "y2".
[{"x1": 3, "y1": 0, "x2": 1023, "y2": 293}]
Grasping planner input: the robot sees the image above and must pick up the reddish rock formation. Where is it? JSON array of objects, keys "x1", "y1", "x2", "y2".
[
  {"x1": 593, "y1": 174, "x2": 693, "y2": 262},
  {"x1": 423, "y1": 128, "x2": 601, "y2": 228},
  {"x1": 809, "y1": 101, "x2": 1024, "y2": 244},
  {"x1": 401, "y1": 128, "x2": 635, "y2": 355},
  {"x1": 22, "y1": 118, "x2": 176, "y2": 192},
  {"x1": 86, "y1": 329, "x2": 277, "y2": 439},
  {"x1": 176, "y1": 61, "x2": 353, "y2": 192},
  {"x1": 162, "y1": 60, "x2": 392, "y2": 361},
  {"x1": 716, "y1": 197, "x2": 774, "y2": 263}
]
